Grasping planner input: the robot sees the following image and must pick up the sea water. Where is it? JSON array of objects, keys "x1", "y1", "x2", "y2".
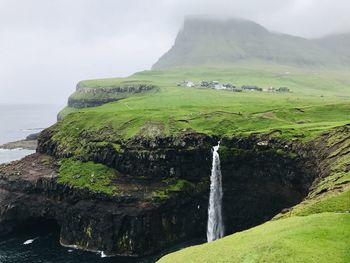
[{"x1": 0, "y1": 104, "x2": 62, "y2": 164}]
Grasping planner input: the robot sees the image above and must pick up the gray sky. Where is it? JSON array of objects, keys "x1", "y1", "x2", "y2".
[{"x1": 0, "y1": 0, "x2": 349, "y2": 104}]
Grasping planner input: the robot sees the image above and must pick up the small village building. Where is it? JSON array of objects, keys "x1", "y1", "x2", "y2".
[
  {"x1": 200, "y1": 81, "x2": 210, "y2": 87},
  {"x1": 214, "y1": 84, "x2": 226, "y2": 90},
  {"x1": 242, "y1": 85, "x2": 262, "y2": 92},
  {"x1": 276, "y1": 87, "x2": 290, "y2": 92},
  {"x1": 186, "y1": 81, "x2": 195, "y2": 87},
  {"x1": 223, "y1": 83, "x2": 234, "y2": 89},
  {"x1": 232, "y1": 87, "x2": 243, "y2": 92},
  {"x1": 177, "y1": 80, "x2": 195, "y2": 87}
]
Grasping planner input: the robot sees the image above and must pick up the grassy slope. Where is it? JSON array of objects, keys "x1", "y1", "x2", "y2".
[
  {"x1": 158, "y1": 213, "x2": 350, "y2": 263},
  {"x1": 115, "y1": 63, "x2": 350, "y2": 97},
  {"x1": 53, "y1": 65, "x2": 350, "y2": 157}
]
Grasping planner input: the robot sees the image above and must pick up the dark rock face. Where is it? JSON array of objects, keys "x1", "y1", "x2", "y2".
[
  {"x1": 68, "y1": 97, "x2": 120, "y2": 108},
  {"x1": 219, "y1": 137, "x2": 317, "y2": 234},
  {"x1": 26, "y1": 132, "x2": 40, "y2": 141},
  {"x1": 59, "y1": 195, "x2": 208, "y2": 256},
  {"x1": 0, "y1": 155, "x2": 208, "y2": 256},
  {"x1": 0, "y1": 132, "x2": 324, "y2": 257},
  {"x1": 68, "y1": 84, "x2": 157, "y2": 109},
  {"x1": 38, "y1": 132, "x2": 216, "y2": 180}
]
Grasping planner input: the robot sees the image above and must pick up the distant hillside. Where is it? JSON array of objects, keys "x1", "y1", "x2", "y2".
[
  {"x1": 316, "y1": 33, "x2": 350, "y2": 63},
  {"x1": 152, "y1": 17, "x2": 350, "y2": 69}
]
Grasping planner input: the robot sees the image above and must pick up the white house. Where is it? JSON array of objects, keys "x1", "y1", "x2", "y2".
[
  {"x1": 186, "y1": 81, "x2": 195, "y2": 87},
  {"x1": 214, "y1": 84, "x2": 226, "y2": 90}
]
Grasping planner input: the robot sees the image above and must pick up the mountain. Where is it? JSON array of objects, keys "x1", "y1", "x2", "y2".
[
  {"x1": 152, "y1": 17, "x2": 350, "y2": 69},
  {"x1": 316, "y1": 33, "x2": 350, "y2": 63}
]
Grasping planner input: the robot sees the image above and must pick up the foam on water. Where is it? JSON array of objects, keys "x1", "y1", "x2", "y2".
[{"x1": 23, "y1": 238, "x2": 38, "y2": 245}]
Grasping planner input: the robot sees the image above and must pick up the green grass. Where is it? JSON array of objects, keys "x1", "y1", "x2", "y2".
[
  {"x1": 78, "y1": 79, "x2": 154, "y2": 88},
  {"x1": 52, "y1": 92, "x2": 350, "y2": 152},
  {"x1": 290, "y1": 188, "x2": 350, "y2": 216},
  {"x1": 78, "y1": 64, "x2": 350, "y2": 96},
  {"x1": 50, "y1": 66, "x2": 350, "y2": 157},
  {"x1": 58, "y1": 158, "x2": 118, "y2": 195},
  {"x1": 158, "y1": 213, "x2": 350, "y2": 263},
  {"x1": 152, "y1": 178, "x2": 197, "y2": 200},
  {"x1": 57, "y1": 106, "x2": 78, "y2": 120}
]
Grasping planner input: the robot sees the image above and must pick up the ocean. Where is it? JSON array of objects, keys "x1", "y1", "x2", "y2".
[
  {"x1": 0, "y1": 104, "x2": 160, "y2": 263},
  {"x1": 0, "y1": 104, "x2": 62, "y2": 164}
]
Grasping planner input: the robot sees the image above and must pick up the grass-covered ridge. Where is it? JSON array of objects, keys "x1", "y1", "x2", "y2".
[
  {"x1": 78, "y1": 79, "x2": 154, "y2": 88},
  {"x1": 158, "y1": 213, "x2": 350, "y2": 263},
  {"x1": 78, "y1": 63, "x2": 350, "y2": 96},
  {"x1": 49, "y1": 65, "x2": 350, "y2": 158},
  {"x1": 66, "y1": 78, "x2": 158, "y2": 109}
]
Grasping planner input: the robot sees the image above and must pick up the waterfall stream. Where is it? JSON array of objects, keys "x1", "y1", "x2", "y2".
[{"x1": 207, "y1": 142, "x2": 224, "y2": 242}]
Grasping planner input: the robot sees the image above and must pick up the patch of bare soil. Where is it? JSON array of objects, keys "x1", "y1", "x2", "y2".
[{"x1": 261, "y1": 111, "x2": 276, "y2": 119}]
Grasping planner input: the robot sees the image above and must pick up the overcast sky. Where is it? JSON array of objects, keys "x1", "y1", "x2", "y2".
[{"x1": 0, "y1": 0, "x2": 349, "y2": 104}]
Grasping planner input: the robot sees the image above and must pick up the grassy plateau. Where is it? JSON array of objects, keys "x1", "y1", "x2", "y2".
[{"x1": 55, "y1": 65, "x2": 350, "y2": 154}]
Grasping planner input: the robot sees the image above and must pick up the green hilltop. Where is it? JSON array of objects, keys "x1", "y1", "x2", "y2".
[{"x1": 56, "y1": 65, "x2": 350, "y2": 146}]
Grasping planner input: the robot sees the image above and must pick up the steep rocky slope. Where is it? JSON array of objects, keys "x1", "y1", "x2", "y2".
[
  {"x1": 57, "y1": 80, "x2": 158, "y2": 120},
  {"x1": 152, "y1": 17, "x2": 350, "y2": 69}
]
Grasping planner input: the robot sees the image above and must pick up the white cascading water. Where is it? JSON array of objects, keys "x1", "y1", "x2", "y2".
[{"x1": 207, "y1": 142, "x2": 224, "y2": 242}]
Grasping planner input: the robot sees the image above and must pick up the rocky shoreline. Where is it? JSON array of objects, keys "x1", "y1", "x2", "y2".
[
  {"x1": 0, "y1": 132, "x2": 39, "y2": 151},
  {"x1": 0, "y1": 139, "x2": 37, "y2": 150},
  {"x1": 0, "y1": 153, "x2": 209, "y2": 256}
]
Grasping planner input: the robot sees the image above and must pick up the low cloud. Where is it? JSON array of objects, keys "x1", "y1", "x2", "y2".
[{"x1": 0, "y1": 0, "x2": 349, "y2": 104}]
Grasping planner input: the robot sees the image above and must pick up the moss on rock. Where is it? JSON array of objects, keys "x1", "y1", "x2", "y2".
[{"x1": 58, "y1": 158, "x2": 118, "y2": 195}]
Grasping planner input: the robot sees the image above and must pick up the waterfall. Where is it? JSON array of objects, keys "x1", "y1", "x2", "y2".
[{"x1": 207, "y1": 142, "x2": 224, "y2": 242}]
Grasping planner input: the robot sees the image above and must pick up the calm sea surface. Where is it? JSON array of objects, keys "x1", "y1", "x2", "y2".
[
  {"x1": 0, "y1": 104, "x2": 62, "y2": 164},
  {"x1": 0, "y1": 104, "x2": 163, "y2": 262}
]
